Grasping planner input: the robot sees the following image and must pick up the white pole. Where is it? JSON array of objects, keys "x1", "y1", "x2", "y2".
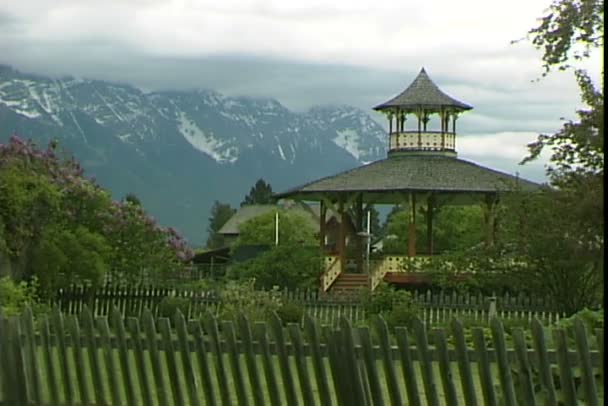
[
  {"x1": 275, "y1": 211, "x2": 279, "y2": 245},
  {"x1": 366, "y1": 210, "x2": 371, "y2": 272}
]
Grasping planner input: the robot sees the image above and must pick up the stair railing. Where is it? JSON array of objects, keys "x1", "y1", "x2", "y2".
[{"x1": 321, "y1": 256, "x2": 341, "y2": 292}]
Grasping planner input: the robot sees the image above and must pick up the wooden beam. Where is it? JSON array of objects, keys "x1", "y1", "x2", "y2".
[
  {"x1": 319, "y1": 200, "x2": 327, "y2": 252},
  {"x1": 355, "y1": 194, "x2": 364, "y2": 274},
  {"x1": 408, "y1": 193, "x2": 417, "y2": 257},
  {"x1": 338, "y1": 198, "x2": 346, "y2": 273},
  {"x1": 426, "y1": 194, "x2": 435, "y2": 256},
  {"x1": 483, "y1": 193, "x2": 498, "y2": 248}
]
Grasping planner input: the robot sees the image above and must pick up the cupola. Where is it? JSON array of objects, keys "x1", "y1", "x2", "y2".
[{"x1": 373, "y1": 68, "x2": 472, "y2": 157}]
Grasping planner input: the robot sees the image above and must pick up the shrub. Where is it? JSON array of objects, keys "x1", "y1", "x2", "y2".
[
  {"x1": 276, "y1": 301, "x2": 305, "y2": 325},
  {"x1": 157, "y1": 296, "x2": 191, "y2": 319},
  {"x1": 216, "y1": 279, "x2": 282, "y2": 323},
  {"x1": 0, "y1": 276, "x2": 47, "y2": 316},
  {"x1": 360, "y1": 282, "x2": 419, "y2": 330}
]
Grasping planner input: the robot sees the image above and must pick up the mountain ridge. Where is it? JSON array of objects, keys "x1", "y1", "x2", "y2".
[{"x1": 0, "y1": 64, "x2": 388, "y2": 245}]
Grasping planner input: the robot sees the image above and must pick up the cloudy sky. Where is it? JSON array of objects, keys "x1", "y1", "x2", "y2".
[{"x1": 0, "y1": 0, "x2": 602, "y2": 182}]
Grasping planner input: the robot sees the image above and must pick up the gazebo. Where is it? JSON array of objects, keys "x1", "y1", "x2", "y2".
[{"x1": 275, "y1": 68, "x2": 540, "y2": 292}]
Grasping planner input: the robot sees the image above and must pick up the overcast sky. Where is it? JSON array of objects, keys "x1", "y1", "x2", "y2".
[{"x1": 0, "y1": 0, "x2": 602, "y2": 182}]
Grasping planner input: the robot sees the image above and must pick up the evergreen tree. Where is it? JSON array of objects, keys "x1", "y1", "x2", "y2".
[
  {"x1": 206, "y1": 201, "x2": 236, "y2": 249},
  {"x1": 240, "y1": 179, "x2": 274, "y2": 207}
]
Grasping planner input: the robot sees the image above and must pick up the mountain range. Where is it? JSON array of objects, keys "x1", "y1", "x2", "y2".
[{"x1": 0, "y1": 65, "x2": 388, "y2": 245}]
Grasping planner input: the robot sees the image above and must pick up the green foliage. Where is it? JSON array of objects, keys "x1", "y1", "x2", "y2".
[
  {"x1": 240, "y1": 178, "x2": 274, "y2": 207},
  {"x1": 381, "y1": 205, "x2": 483, "y2": 254},
  {"x1": 0, "y1": 276, "x2": 46, "y2": 316},
  {"x1": 30, "y1": 224, "x2": 110, "y2": 297},
  {"x1": 158, "y1": 296, "x2": 191, "y2": 319},
  {"x1": 275, "y1": 301, "x2": 305, "y2": 325},
  {"x1": 524, "y1": 0, "x2": 603, "y2": 74},
  {"x1": 360, "y1": 283, "x2": 419, "y2": 330},
  {"x1": 234, "y1": 209, "x2": 317, "y2": 247},
  {"x1": 206, "y1": 201, "x2": 236, "y2": 249},
  {"x1": 510, "y1": 2, "x2": 604, "y2": 314},
  {"x1": 0, "y1": 136, "x2": 193, "y2": 297},
  {"x1": 555, "y1": 308, "x2": 604, "y2": 333},
  {"x1": 497, "y1": 190, "x2": 603, "y2": 314},
  {"x1": 228, "y1": 245, "x2": 322, "y2": 290},
  {"x1": 215, "y1": 279, "x2": 282, "y2": 322}
]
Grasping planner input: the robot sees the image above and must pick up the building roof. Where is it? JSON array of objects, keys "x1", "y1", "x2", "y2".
[
  {"x1": 275, "y1": 154, "x2": 541, "y2": 204},
  {"x1": 374, "y1": 68, "x2": 473, "y2": 112},
  {"x1": 218, "y1": 204, "x2": 319, "y2": 235}
]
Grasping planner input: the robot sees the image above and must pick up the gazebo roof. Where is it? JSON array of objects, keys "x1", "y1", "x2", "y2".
[
  {"x1": 275, "y1": 154, "x2": 541, "y2": 204},
  {"x1": 374, "y1": 68, "x2": 473, "y2": 112}
]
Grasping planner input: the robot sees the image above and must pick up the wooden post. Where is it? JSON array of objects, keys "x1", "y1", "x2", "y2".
[
  {"x1": 338, "y1": 198, "x2": 346, "y2": 273},
  {"x1": 483, "y1": 194, "x2": 497, "y2": 248},
  {"x1": 319, "y1": 200, "x2": 327, "y2": 253},
  {"x1": 355, "y1": 195, "x2": 364, "y2": 274},
  {"x1": 408, "y1": 194, "x2": 417, "y2": 257},
  {"x1": 426, "y1": 195, "x2": 435, "y2": 256}
]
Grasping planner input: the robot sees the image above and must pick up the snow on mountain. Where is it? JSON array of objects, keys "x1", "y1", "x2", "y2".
[{"x1": 0, "y1": 65, "x2": 388, "y2": 244}]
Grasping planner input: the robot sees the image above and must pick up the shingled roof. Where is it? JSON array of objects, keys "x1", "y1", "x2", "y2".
[
  {"x1": 275, "y1": 155, "x2": 541, "y2": 203},
  {"x1": 374, "y1": 68, "x2": 473, "y2": 112}
]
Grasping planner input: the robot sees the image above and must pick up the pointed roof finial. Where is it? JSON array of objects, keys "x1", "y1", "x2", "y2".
[{"x1": 374, "y1": 68, "x2": 472, "y2": 112}]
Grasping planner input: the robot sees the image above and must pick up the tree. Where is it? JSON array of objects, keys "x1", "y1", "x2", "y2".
[
  {"x1": 228, "y1": 210, "x2": 321, "y2": 289},
  {"x1": 234, "y1": 210, "x2": 317, "y2": 247},
  {"x1": 240, "y1": 178, "x2": 274, "y2": 207},
  {"x1": 206, "y1": 201, "x2": 236, "y2": 249},
  {"x1": 123, "y1": 193, "x2": 142, "y2": 206}
]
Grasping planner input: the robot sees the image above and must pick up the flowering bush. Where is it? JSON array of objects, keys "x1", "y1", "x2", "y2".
[{"x1": 0, "y1": 135, "x2": 193, "y2": 296}]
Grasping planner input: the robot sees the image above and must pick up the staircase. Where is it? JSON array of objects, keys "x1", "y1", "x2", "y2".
[{"x1": 326, "y1": 273, "x2": 369, "y2": 297}]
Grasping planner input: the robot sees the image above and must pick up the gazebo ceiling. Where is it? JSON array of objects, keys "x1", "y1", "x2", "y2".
[
  {"x1": 373, "y1": 68, "x2": 473, "y2": 112},
  {"x1": 275, "y1": 154, "x2": 542, "y2": 204}
]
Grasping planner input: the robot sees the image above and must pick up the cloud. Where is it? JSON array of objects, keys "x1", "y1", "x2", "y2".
[
  {"x1": 0, "y1": 0, "x2": 600, "y2": 161},
  {"x1": 457, "y1": 132, "x2": 551, "y2": 183}
]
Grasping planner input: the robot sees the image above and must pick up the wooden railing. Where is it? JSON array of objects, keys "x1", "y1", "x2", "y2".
[
  {"x1": 321, "y1": 256, "x2": 341, "y2": 292},
  {"x1": 389, "y1": 130, "x2": 455, "y2": 151}
]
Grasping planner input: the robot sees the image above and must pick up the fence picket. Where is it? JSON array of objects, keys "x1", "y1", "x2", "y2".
[
  {"x1": 412, "y1": 317, "x2": 440, "y2": 406},
  {"x1": 80, "y1": 307, "x2": 109, "y2": 406},
  {"x1": 126, "y1": 317, "x2": 155, "y2": 406},
  {"x1": 433, "y1": 328, "x2": 459, "y2": 406},
  {"x1": 142, "y1": 309, "x2": 171, "y2": 406},
  {"x1": 573, "y1": 318, "x2": 599, "y2": 406},
  {"x1": 238, "y1": 314, "x2": 266, "y2": 406},
  {"x1": 110, "y1": 307, "x2": 138, "y2": 406},
  {"x1": 511, "y1": 328, "x2": 536, "y2": 405},
  {"x1": 373, "y1": 316, "x2": 402, "y2": 405},
  {"x1": 66, "y1": 314, "x2": 92, "y2": 406},
  {"x1": 268, "y1": 312, "x2": 298, "y2": 406},
  {"x1": 158, "y1": 316, "x2": 185, "y2": 405},
  {"x1": 20, "y1": 308, "x2": 42, "y2": 405},
  {"x1": 450, "y1": 319, "x2": 478, "y2": 406},
  {"x1": 97, "y1": 316, "x2": 123, "y2": 406},
  {"x1": 530, "y1": 318, "x2": 557, "y2": 405},
  {"x1": 489, "y1": 317, "x2": 517, "y2": 406},
  {"x1": 174, "y1": 311, "x2": 202, "y2": 406},
  {"x1": 203, "y1": 312, "x2": 233, "y2": 406},
  {"x1": 254, "y1": 322, "x2": 283, "y2": 406},
  {"x1": 358, "y1": 326, "x2": 384, "y2": 405},
  {"x1": 394, "y1": 326, "x2": 422, "y2": 406},
  {"x1": 222, "y1": 320, "x2": 250, "y2": 406},
  {"x1": 288, "y1": 322, "x2": 317, "y2": 406},
  {"x1": 553, "y1": 328, "x2": 577, "y2": 405},
  {"x1": 472, "y1": 327, "x2": 497, "y2": 406},
  {"x1": 51, "y1": 308, "x2": 75, "y2": 406}
]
